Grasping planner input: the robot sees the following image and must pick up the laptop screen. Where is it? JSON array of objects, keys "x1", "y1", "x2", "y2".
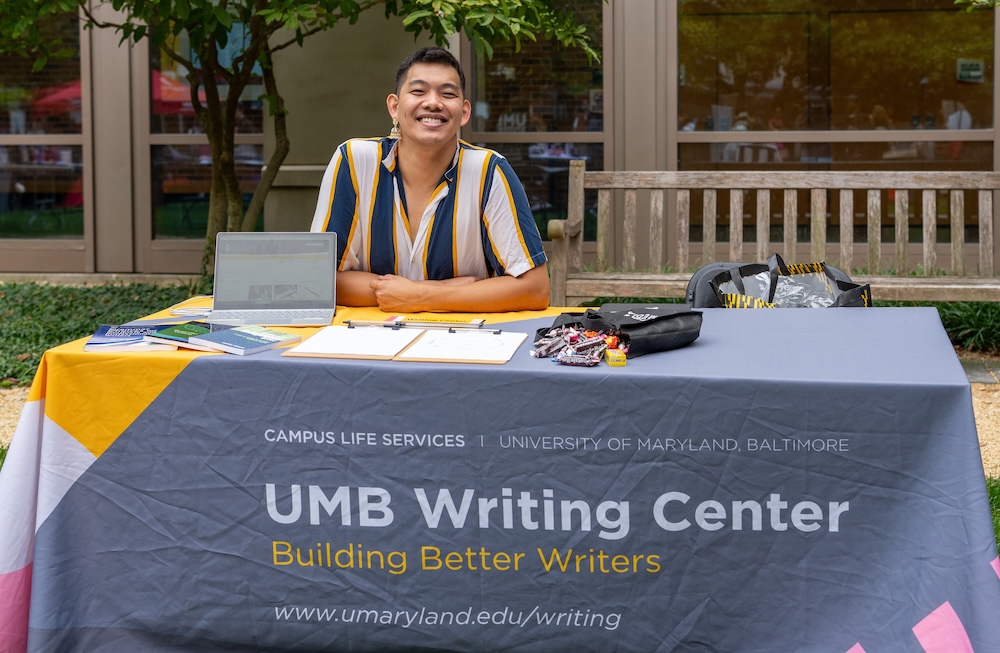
[{"x1": 212, "y1": 232, "x2": 337, "y2": 311}]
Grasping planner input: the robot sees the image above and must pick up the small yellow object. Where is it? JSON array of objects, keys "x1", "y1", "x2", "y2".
[{"x1": 605, "y1": 348, "x2": 627, "y2": 366}]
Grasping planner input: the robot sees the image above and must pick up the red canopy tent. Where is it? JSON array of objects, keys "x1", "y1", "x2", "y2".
[
  {"x1": 31, "y1": 72, "x2": 207, "y2": 118},
  {"x1": 31, "y1": 80, "x2": 82, "y2": 117},
  {"x1": 152, "y1": 71, "x2": 206, "y2": 115}
]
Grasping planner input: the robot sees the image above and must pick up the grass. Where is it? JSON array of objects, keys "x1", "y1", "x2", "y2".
[
  {"x1": 0, "y1": 281, "x2": 208, "y2": 386},
  {"x1": 989, "y1": 478, "x2": 1000, "y2": 545},
  {"x1": 0, "y1": 284, "x2": 998, "y2": 549},
  {"x1": 936, "y1": 302, "x2": 1000, "y2": 352},
  {"x1": 0, "y1": 278, "x2": 212, "y2": 483},
  {"x1": 0, "y1": 208, "x2": 85, "y2": 238}
]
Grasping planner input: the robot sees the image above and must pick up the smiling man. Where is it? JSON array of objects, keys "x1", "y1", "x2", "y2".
[{"x1": 310, "y1": 47, "x2": 550, "y2": 313}]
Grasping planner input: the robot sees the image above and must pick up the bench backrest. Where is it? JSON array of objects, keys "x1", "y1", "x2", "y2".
[{"x1": 560, "y1": 160, "x2": 1000, "y2": 280}]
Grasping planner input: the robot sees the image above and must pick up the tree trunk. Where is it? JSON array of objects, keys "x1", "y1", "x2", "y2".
[
  {"x1": 192, "y1": 37, "x2": 288, "y2": 275},
  {"x1": 241, "y1": 45, "x2": 289, "y2": 233},
  {"x1": 196, "y1": 39, "x2": 228, "y2": 276}
]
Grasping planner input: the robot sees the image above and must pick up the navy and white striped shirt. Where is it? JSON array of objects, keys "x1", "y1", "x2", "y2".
[{"x1": 310, "y1": 138, "x2": 546, "y2": 280}]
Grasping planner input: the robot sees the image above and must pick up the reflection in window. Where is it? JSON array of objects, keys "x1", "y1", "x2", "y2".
[
  {"x1": 476, "y1": 142, "x2": 603, "y2": 240},
  {"x1": 0, "y1": 15, "x2": 81, "y2": 136},
  {"x1": 678, "y1": 1, "x2": 993, "y2": 155},
  {"x1": 151, "y1": 27, "x2": 263, "y2": 135},
  {"x1": 680, "y1": 140, "x2": 992, "y2": 171},
  {"x1": 470, "y1": 1, "x2": 603, "y2": 133},
  {"x1": 151, "y1": 144, "x2": 263, "y2": 238},
  {"x1": 0, "y1": 146, "x2": 85, "y2": 238},
  {"x1": 830, "y1": 9, "x2": 992, "y2": 132},
  {"x1": 679, "y1": 10, "x2": 809, "y2": 133}
]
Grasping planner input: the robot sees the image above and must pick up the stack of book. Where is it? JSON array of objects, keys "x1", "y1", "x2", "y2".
[
  {"x1": 84, "y1": 321, "x2": 301, "y2": 356},
  {"x1": 84, "y1": 324, "x2": 180, "y2": 352}
]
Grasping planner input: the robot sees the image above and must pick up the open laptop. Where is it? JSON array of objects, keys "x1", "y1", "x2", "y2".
[{"x1": 205, "y1": 231, "x2": 337, "y2": 326}]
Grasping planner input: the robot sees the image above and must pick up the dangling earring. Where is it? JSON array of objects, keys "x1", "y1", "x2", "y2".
[{"x1": 389, "y1": 118, "x2": 400, "y2": 139}]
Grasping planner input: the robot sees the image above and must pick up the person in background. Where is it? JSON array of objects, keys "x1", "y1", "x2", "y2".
[
  {"x1": 947, "y1": 101, "x2": 973, "y2": 131},
  {"x1": 722, "y1": 111, "x2": 751, "y2": 162},
  {"x1": 870, "y1": 104, "x2": 894, "y2": 130},
  {"x1": 947, "y1": 101, "x2": 973, "y2": 160},
  {"x1": 767, "y1": 105, "x2": 786, "y2": 156},
  {"x1": 310, "y1": 47, "x2": 549, "y2": 313}
]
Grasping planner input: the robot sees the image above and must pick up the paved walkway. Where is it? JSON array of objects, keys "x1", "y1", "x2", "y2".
[{"x1": 961, "y1": 359, "x2": 1000, "y2": 384}]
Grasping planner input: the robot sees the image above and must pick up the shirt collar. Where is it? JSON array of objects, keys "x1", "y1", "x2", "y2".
[{"x1": 382, "y1": 138, "x2": 462, "y2": 184}]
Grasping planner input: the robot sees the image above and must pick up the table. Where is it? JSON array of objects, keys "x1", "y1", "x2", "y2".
[
  {"x1": 1, "y1": 162, "x2": 83, "y2": 228},
  {"x1": 2, "y1": 307, "x2": 999, "y2": 652},
  {"x1": 159, "y1": 160, "x2": 261, "y2": 227}
]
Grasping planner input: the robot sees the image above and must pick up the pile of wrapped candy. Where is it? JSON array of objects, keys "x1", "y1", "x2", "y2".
[{"x1": 530, "y1": 325, "x2": 627, "y2": 366}]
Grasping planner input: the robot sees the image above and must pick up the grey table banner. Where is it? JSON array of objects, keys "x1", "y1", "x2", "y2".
[{"x1": 12, "y1": 307, "x2": 1000, "y2": 652}]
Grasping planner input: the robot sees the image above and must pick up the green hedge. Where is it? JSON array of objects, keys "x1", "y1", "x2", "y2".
[{"x1": 0, "y1": 281, "x2": 209, "y2": 386}]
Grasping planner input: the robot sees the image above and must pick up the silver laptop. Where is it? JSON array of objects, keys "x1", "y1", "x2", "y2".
[{"x1": 206, "y1": 231, "x2": 337, "y2": 326}]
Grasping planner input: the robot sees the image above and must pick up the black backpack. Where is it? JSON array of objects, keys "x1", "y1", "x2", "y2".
[
  {"x1": 685, "y1": 259, "x2": 854, "y2": 308},
  {"x1": 685, "y1": 262, "x2": 746, "y2": 308}
]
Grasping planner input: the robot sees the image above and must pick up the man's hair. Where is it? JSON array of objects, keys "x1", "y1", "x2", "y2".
[{"x1": 395, "y1": 47, "x2": 466, "y2": 96}]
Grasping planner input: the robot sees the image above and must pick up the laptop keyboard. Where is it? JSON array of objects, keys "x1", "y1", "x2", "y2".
[{"x1": 208, "y1": 309, "x2": 334, "y2": 325}]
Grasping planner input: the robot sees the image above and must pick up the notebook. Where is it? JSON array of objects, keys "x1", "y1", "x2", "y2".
[{"x1": 205, "y1": 231, "x2": 337, "y2": 326}]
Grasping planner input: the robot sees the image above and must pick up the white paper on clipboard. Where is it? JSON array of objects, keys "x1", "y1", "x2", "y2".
[
  {"x1": 281, "y1": 325, "x2": 423, "y2": 360},
  {"x1": 394, "y1": 329, "x2": 528, "y2": 364}
]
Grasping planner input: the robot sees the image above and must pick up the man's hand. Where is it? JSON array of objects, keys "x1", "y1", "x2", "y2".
[
  {"x1": 339, "y1": 265, "x2": 550, "y2": 312},
  {"x1": 369, "y1": 275, "x2": 485, "y2": 311}
]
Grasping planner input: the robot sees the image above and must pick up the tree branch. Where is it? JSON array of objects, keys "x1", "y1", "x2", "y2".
[{"x1": 268, "y1": 0, "x2": 385, "y2": 53}]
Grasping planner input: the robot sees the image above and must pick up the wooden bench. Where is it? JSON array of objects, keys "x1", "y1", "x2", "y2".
[{"x1": 547, "y1": 161, "x2": 1000, "y2": 305}]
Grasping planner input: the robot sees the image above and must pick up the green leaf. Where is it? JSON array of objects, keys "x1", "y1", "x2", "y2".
[
  {"x1": 214, "y1": 5, "x2": 233, "y2": 30},
  {"x1": 402, "y1": 9, "x2": 434, "y2": 25}
]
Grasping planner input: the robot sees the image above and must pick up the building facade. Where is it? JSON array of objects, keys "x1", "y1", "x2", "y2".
[{"x1": 0, "y1": 1, "x2": 996, "y2": 274}]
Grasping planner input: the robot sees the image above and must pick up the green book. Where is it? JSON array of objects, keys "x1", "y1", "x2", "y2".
[{"x1": 143, "y1": 322, "x2": 234, "y2": 351}]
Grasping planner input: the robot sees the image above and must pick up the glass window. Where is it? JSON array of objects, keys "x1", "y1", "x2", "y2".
[
  {"x1": 152, "y1": 144, "x2": 263, "y2": 238},
  {"x1": 151, "y1": 28, "x2": 263, "y2": 135},
  {"x1": 469, "y1": 1, "x2": 604, "y2": 240},
  {"x1": 679, "y1": 9, "x2": 810, "y2": 133},
  {"x1": 475, "y1": 142, "x2": 603, "y2": 240},
  {"x1": 0, "y1": 13, "x2": 84, "y2": 238},
  {"x1": 0, "y1": 145, "x2": 84, "y2": 238},
  {"x1": 0, "y1": 15, "x2": 82, "y2": 136},
  {"x1": 830, "y1": 8, "x2": 992, "y2": 132},
  {"x1": 469, "y1": 2, "x2": 603, "y2": 133},
  {"x1": 680, "y1": 139, "x2": 992, "y2": 170},
  {"x1": 678, "y1": 1, "x2": 993, "y2": 150}
]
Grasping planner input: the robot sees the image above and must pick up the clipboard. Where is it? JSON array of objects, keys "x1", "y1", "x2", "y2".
[
  {"x1": 345, "y1": 318, "x2": 486, "y2": 330},
  {"x1": 281, "y1": 325, "x2": 423, "y2": 360},
  {"x1": 281, "y1": 325, "x2": 528, "y2": 365},
  {"x1": 393, "y1": 329, "x2": 528, "y2": 365}
]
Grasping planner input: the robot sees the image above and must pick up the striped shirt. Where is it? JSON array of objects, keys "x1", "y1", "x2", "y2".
[{"x1": 310, "y1": 138, "x2": 546, "y2": 281}]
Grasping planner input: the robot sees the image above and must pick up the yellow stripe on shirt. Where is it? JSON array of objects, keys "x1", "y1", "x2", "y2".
[{"x1": 496, "y1": 166, "x2": 533, "y2": 263}]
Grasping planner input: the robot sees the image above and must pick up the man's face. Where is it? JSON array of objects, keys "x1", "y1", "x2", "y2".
[{"x1": 388, "y1": 62, "x2": 471, "y2": 148}]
